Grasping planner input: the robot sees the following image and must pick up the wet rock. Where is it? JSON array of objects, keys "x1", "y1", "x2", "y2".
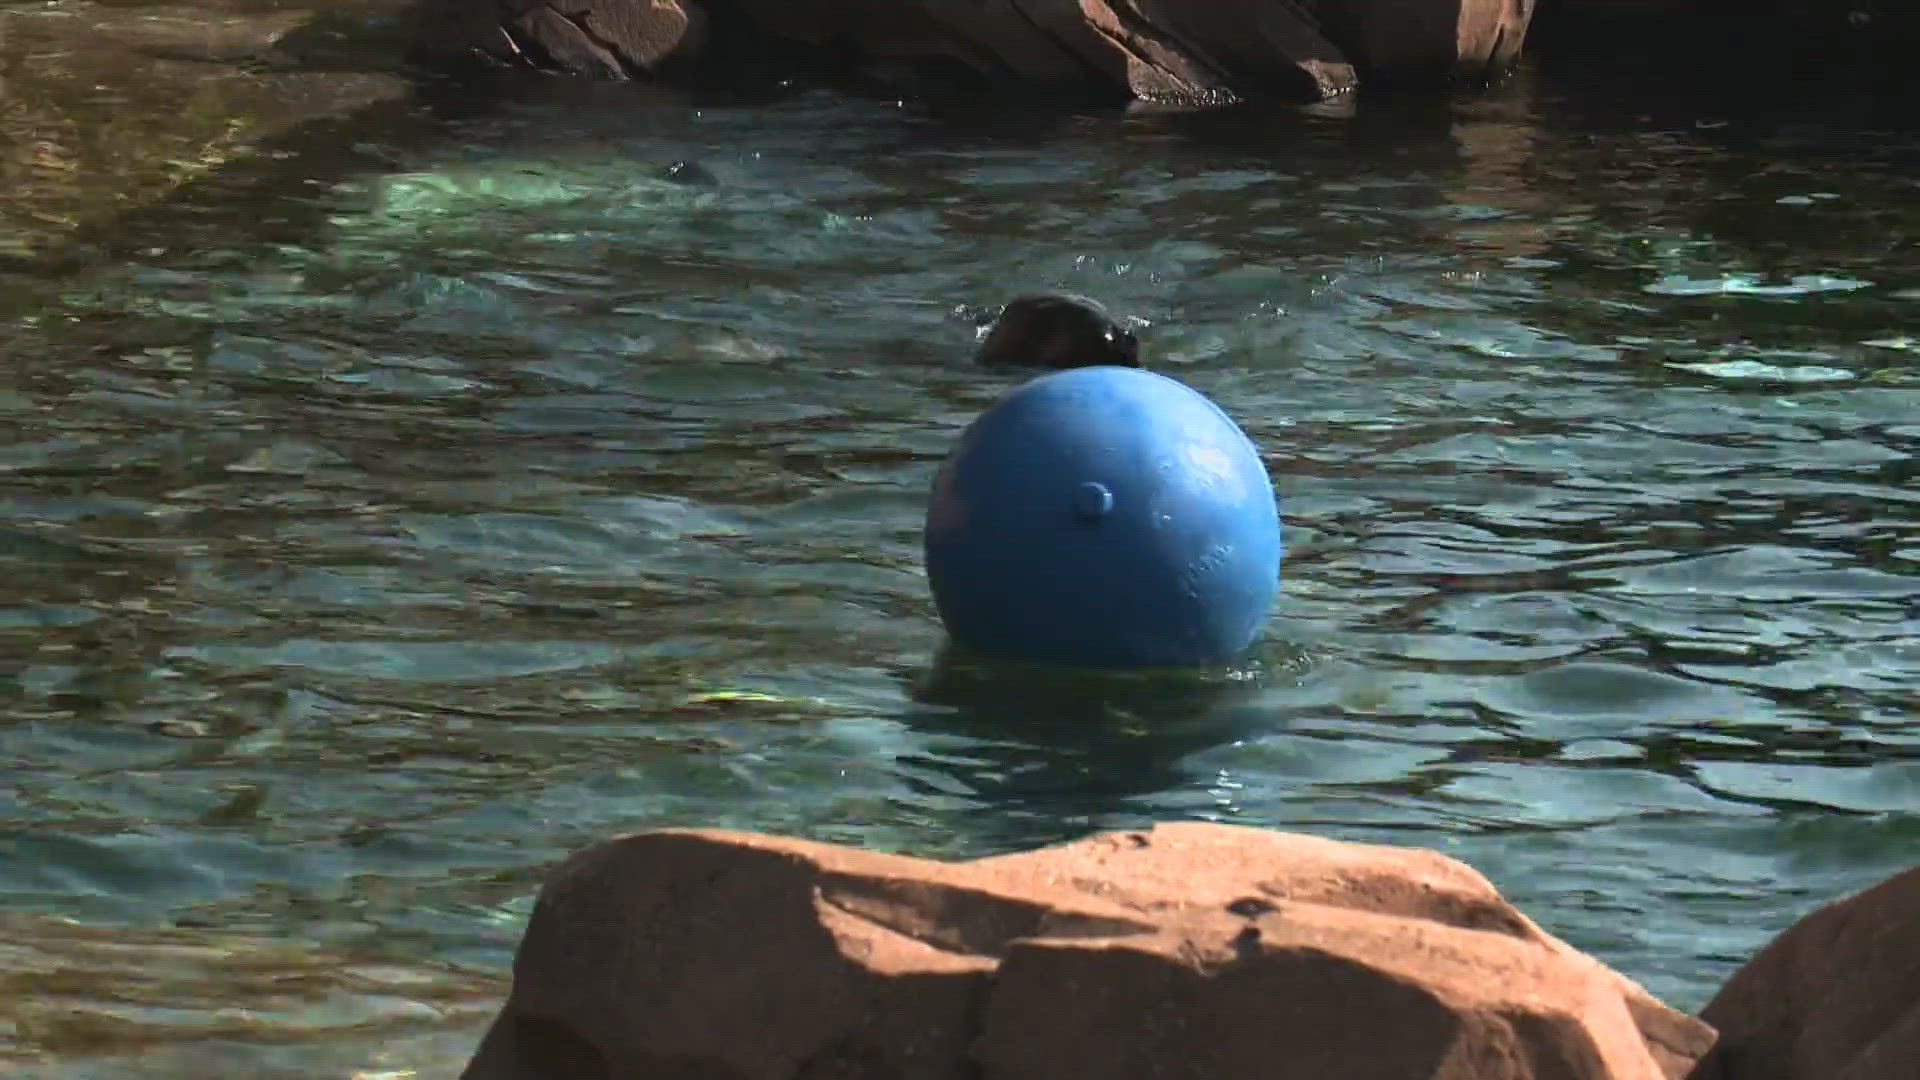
[
  {"x1": 1087, "y1": 0, "x2": 1356, "y2": 102},
  {"x1": 421, "y1": 0, "x2": 707, "y2": 76},
  {"x1": 974, "y1": 293, "x2": 1142, "y2": 370},
  {"x1": 411, "y1": 0, "x2": 1530, "y2": 102},
  {"x1": 1317, "y1": 0, "x2": 1535, "y2": 85},
  {"x1": 460, "y1": 822, "x2": 1713, "y2": 1080},
  {"x1": 1691, "y1": 862, "x2": 1920, "y2": 1080},
  {"x1": 509, "y1": 5, "x2": 631, "y2": 79},
  {"x1": 734, "y1": 0, "x2": 1055, "y2": 79}
]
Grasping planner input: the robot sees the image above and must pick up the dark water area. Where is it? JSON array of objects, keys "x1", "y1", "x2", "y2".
[{"x1": 3, "y1": 41, "x2": 1920, "y2": 1073}]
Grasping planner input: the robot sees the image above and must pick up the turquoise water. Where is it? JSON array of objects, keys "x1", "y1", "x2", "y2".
[{"x1": 3, "y1": 66, "x2": 1920, "y2": 1073}]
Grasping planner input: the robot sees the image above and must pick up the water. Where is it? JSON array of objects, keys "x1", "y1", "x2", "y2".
[{"x1": 4, "y1": 54, "x2": 1920, "y2": 1074}]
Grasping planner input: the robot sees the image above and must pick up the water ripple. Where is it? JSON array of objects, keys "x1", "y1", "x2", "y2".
[{"x1": 5, "y1": 69, "x2": 1920, "y2": 1069}]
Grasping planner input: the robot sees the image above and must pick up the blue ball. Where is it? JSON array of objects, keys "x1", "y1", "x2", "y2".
[{"x1": 924, "y1": 366, "x2": 1281, "y2": 670}]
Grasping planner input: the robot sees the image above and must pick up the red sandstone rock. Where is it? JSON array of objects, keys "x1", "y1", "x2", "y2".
[
  {"x1": 1075, "y1": 0, "x2": 1243, "y2": 104},
  {"x1": 508, "y1": 5, "x2": 629, "y2": 79},
  {"x1": 922, "y1": 0, "x2": 1095, "y2": 84},
  {"x1": 1319, "y1": 0, "x2": 1533, "y2": 83},
  {"x1": 461, "y1": 822, "x2": 1713, "y2": 1080},
  {"x1": 564, "y1": 0, "x2": 706, "y2": 74},
  {"x1": 428, "y1": 0, "x2": 706, "y2": 77},
  {"x1": 1109, "y1": 0, "x2": 1357, "y2": 100},
  {"x1": 1690, "y1": 863, "x2": 1920, "y2": 1080},
  {"x1": 412, "y1": 0, "x2": 1527, "y2": 102}
]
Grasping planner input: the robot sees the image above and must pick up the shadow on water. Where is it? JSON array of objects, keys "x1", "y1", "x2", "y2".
[{"x1": 885, "y1": 641, "x2": 1313, "y2": 850}]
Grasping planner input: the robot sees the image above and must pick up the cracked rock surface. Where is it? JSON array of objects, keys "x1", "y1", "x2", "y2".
[{"x1": 459, "y1": 822, "x2": 1712, "y2": 1080}]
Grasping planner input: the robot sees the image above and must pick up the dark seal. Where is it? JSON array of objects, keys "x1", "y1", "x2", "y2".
[{"x1": 973, "y1": 293, "x2": 1141, "y2": 370}]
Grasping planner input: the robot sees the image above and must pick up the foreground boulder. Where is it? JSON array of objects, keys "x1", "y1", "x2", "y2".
[
  {"x1": 1691, "y1": 863, "x2": 1920, "y2": 1080},
  {"x1": 411, "y1": 0, "x2": 1533, "y2": 103},
  {"x1": 462, "y1": 822, "x2": 1711, "y2": 1079}
]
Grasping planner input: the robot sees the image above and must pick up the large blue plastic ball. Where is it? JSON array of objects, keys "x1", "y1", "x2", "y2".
[{"x1": 924, "y1": 366, "x2": 1281, "y2": 670}]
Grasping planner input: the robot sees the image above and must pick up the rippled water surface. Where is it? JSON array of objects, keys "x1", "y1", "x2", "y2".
[{"x1": 5, "y1": 59, "x2": 1920, "y2": 1074}]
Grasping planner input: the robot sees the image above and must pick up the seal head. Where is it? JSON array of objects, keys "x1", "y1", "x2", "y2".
[{"x1": 974, "y1": 293, "x2": 1142, "y2": 370}]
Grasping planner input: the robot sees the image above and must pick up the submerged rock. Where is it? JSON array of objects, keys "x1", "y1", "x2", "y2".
[
  {"x1": 460, "y1": 822, "x2": 1712, "y2": 1079},
  {"x1": 1692, "y1": 862, "x2": 1920, "y2": 1080},
  {"x1": 0, "y1": 0, "x2": 412, "y2": 262}
]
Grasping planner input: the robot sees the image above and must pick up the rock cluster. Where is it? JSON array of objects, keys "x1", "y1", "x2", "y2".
[
  {"x1": 411, "y1": 0, "x2": 1534, "y2": 104},
  {"x1": 462, "y1": 820, "x2": 1920, "y2": 1079}
]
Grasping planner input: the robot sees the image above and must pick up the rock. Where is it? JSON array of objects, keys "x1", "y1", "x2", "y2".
[
  {"x1": 409, "y1": 0, "x2": 1530, "y2": 102},
  {"x1": 563, "y1": 0, "x2": 707, "y2": 72},
  {"x1": 1075, "y1": 0, "x2": 1245, "y2": 104},
  {"x1": 724, "y1": 0, "x2": 1060, "y2": 96},
  {"x1": 1691, "y1": 863, "x2": 1920, "y2": 1080},
  {"x1": 509, "y1": 5, "x2": 631, "y2": 79},
  {"x1": 1317, "y1": 0, "x2": 1534, "y2": 84},
  {"x1": 1097, "y1": 0, "x2": 1357, "y2": 101},
  {"x1": 420, "y1": 0, "x2": 707, "y2": 76},
  {"x1": 461, "y1": 822, "x2": 1713, "y2": 1080}
]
